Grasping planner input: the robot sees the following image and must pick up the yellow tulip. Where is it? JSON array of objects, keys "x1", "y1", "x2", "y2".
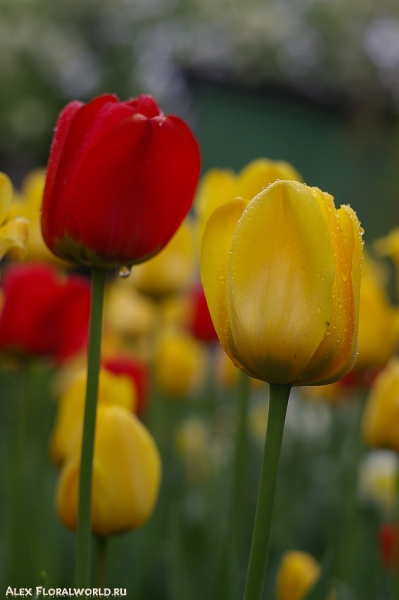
[
  {"x1": 8, "y1": 169, "x2": 66, "y2": 265},
  {"x1": 355, "y1": 255, "x2": 399, "y2": 371},
  {"x1": 154, "y1": 328, "x2": 208, "y2": 397},
  {"x1": 56, "y1": 404, "x2": 161, "y2": 536},
  {"x1": 362, "y1": 358, "x2": 399, "y2": 452},
  {"x1": 374, "y1": 227, "x2": 399, "y2": 270},
  {"x1": 128, "y1": 217, "x2": 197, "y2": 298},
  {"x1": 201, "y1": 180, "x2": 363, "y2": 386},
  {"x1": 275, "y1": 551, "x2": 334, "y2": 600},
  {"x1": 195, "y1": 159, "x2": 302, "y2": 243},
  {"x1": 0, "y1": 172, "x2": 29, "y2": 261},
  {"x1": 50, "y1": 367, "x2": 136, "y2": 465}
]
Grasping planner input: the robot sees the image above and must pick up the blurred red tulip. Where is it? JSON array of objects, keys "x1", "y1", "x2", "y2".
[
  {"x1": 41, "y1": 94, "x2": 201, "y2": 269},
  {"x1": 0, "y1": 263, "x2": 90, "y2": 363},
  {"x1": 379, "y1": 523, "x2": 399, "y2": 571},
  {"x1": 189, "y1": 284, "x2": 218, "y2": 343}
]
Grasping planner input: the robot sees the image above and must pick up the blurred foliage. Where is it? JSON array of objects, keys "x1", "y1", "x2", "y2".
[{"x1": 2, "y1": 0, "x2": 399, "y2": 164}]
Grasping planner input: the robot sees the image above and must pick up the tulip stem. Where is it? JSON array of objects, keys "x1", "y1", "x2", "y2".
[
  {"x1": 76, "y1": 267, "x2": 108, "y2": 587},
  {"x1": 243, "y1": 383, "x2": 291, "y2": 600}
]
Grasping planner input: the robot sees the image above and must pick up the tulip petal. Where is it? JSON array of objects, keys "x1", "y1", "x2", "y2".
[
  {"x1": 233, "y1": 158, "x2": 303, "y2": 201},
  {"x1": 195, "y1": 169, "x2": 236, "y2": 241},
  {"x1": 0, "y1": 172, "x2": 13, "y2": 225},
  {"x1": 69, "y1": 114, "x2": 200, "y2": 266},
  {"x1": 296, "y1": 192, "x2": 363, "y2": 384},
  {"x1": 226, "y1": 180, "x2": 335, "y2": 384},
  {"x1": 43, "y1": 95, "x2": 134, "y2": 248},
  {"x1": 0, "y1": 217, "x2": 29, "y2": 261},
  {"x1": 200, "y1": 198, "x2": 251, "y2": 371}
]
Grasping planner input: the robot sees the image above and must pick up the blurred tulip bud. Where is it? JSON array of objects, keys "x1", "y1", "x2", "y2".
[
  {"x1": 8, "y1": 169, "x2": 67, "y2": 266},
  {"x1": 56, "y1": 404, "x2": 161, "y2": 536},
  {"x1": 195, "y1": 158, "x2": 302, "y2": 243},
  {"x1": 355, "y1": 254, "x2": 399, "y2": 372},
  {"x1": 362, "y1": 358, "x2": 399, "y2": 452},
  {"x1": 0, "y1": 263, "x2": 90, "y2": 364},
  {"x1": 154, "y1": 328, "x2": 208, "y2": 397},
  {"x1": 0, "y1": 172, "x2": 29, "y2": 262},
  {"x1": 275, "y1": 550, "x2": 334, "y2": 600},
  {"x1": 50, "y1": 367, "x2": 136, "y2": 465},
  {"x1": 129, "y1": 217, "x2": 197, "y2": 299}
]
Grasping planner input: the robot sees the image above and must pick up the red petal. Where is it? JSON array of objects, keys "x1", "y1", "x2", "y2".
[
  {"x1": 42, "y1": 94, "x2": 134, "y2": 246},
  {"x1": 71, "y1": 113, "x2": 200, "y2": 265}
]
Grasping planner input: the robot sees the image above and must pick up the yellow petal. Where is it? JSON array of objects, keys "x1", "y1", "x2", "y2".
[
  {"x1": 200, "y1": 198, "x2": 250, "y2": 371},
  {"x1": 20, "y1": 168, "x2": 46, "y2": 218},
  {"x1": 195, "y1": 168, "x2": 236, "y2": 242},
  {"x1": 0, "y1": 172, "x2": 13, "y2": 224},
  {"x1": 131, "y1": 217, "x2": 196, "y2": 298},
  {"x1": 296, "y1": 194, "x2": 363, "y2": 384},
  {"x1": 362, "y1": 358, "x2": 399, "y2": 452},
  {"x1": 233, "y1": 158, "x2": 303, "y2": 201},
  {"x1": 275, "y1": 551, "x2": 321, "y2": 600},
  {"x1": 226, "y1": 180, "x2": 335, "y2": 384},
  {"x1": 0, "y1": 217, "x2": 29, "y2": 261}
]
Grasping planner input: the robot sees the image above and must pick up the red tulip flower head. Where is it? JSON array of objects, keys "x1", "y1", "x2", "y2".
[
  {"x1": 0, "y1": 263, "x2": 91, "y2": 364},
  {"x1": 41, "y1": 94, "x2": 201, "y2": 269}
]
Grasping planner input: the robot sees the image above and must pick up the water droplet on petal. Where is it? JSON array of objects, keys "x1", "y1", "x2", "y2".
[{"x1": 118, "y1": 266, "x2": 131, "y2": 278}]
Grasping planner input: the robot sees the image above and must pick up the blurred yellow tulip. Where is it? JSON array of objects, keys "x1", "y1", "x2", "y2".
[
  {"x1": 56, "y1": 404, "x2": 161, "y2": 536},
  {"x1": 128, "y1": 217, "x2": 197, "y2": 299},
  {"x1": 195, "y1": 158, "x2": 302, "y2": 242},
  {"x1": 362, "y1": 358, "x2": 399, "y2": 452},
  {"x1": 201, "y1": 180, "x2": 363, "y2": 386},
  {"x1": 355, "y1": 255, "x2": 399, "y2": 371},
  {"x1": 104, "y1": 279, "x2": 157, "y2": 359},
  {"x1": 50, "y1": 367, "x2": 136, "y2": 465},
  {"x1": 275, "y1": 550, "x2": 334, "y2": 600},
  {"x1": 374, "y1": 227, "x2": 399, "y2": 271},
  {"x1": 154, "y1": 328, "x2": 208, "y2": 397},
  {"x1": 0, "y1": 172, "x2": 29, "y2": 261},
  {"x1": 8, "y1": 169, "x2": 65, "y2": 264}
]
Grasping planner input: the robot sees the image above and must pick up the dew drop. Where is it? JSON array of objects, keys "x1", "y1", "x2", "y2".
[{"x1": 118, "y1": 266, "x2": 131, "y2": 278}]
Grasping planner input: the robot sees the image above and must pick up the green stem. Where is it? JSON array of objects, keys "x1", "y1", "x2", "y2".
[
  {"x1": 212, "y1": 372, "x2": 251, "y2": 600},
  {"x1": 230, "y1": 371, "x2": 251, "y2": 549},
  {"x1": 76, "y1": 267, "x2": 108, "y2": 587},
  {"x1": 243, "y1": 383, "x2": 291, "y2": 600}
]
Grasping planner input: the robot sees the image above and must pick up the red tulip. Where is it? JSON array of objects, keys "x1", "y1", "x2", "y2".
[
  {"x1": 41, "y1": 94, "x2": 201, "y2": 269},
  {"x1": 189, "y1": 284, "x2": 218, "y2": 343},
  {"x1": 0, "y1": 263, "x2": 90, "y2": 363}
]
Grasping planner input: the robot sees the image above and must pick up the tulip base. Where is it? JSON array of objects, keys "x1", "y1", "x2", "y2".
[
  {"x1": 76, "y1": 268, "x2": 108, "y2": 587},
  {"x1": 243, "y1": 383, "x2": 291, "y2": 600}
]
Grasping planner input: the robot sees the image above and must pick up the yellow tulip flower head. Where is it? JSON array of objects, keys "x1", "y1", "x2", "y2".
[
  {"x1": 275, "y1": 550, "x2": 334, "y2": 600},
  {"x1": 201, "y1": 180, "x2": 363, "y2": 386},
  {"x1": 0, "y1": 173, "x2": 29, "y2": 261},
  {"x1": 128, "y1": 217, "x2": 197, "y2": 299},
  {"x1": 195, "y1": 158, "x2": 303, "y2": 243},
  {"x1": 154, "y1": 328, "x2": 208, "y2": 397},
  {"x1": 355, "y1": 255, "x2": 399, "y2": 371},
  {"x1": 362, "y1": 358, "x2": 399, "y2": 452},
  {"x1": 56, "y1": 404, "x2": 161, "y2": 536}
]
